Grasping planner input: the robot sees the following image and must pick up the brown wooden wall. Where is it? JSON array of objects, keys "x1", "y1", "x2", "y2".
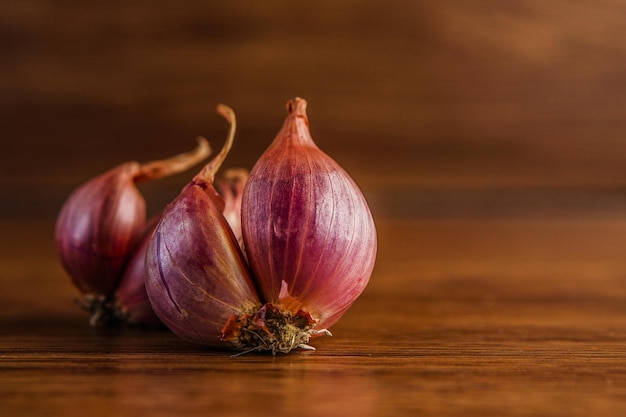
[{"x1": 4, "y1": 0, "x2": 626, "y2": 219}]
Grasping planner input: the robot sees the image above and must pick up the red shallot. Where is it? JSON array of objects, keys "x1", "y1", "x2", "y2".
[
  {"x1": 242, "y1": 97, "x2": 377, "y2": 332},
  {"x1": 55, "y1": 138, "x2": 210, "y2": 326},
  {"x1": 145, "y1": 105, "x2": 260, "y2": 345}
]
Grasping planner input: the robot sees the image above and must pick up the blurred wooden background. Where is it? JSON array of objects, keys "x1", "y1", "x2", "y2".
[
  {"x1": 3, "y1": 0, "x2": 626, "y2": 218},
  {"x1": 4, "y1": 1, "x2": 626, "y2": 416}
]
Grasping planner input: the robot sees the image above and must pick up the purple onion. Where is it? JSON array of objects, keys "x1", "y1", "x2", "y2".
[
  {"x1": 112, "y1": 216, "x2": 163, "y2": 326},
  {"x1": 55, "y1": 138, "x2": 210, "y2": 326},
  {"x1": 144, "y1": 105, "x2": 261, "y2": 346},
  {"x1": 242, "y1": 97, "x2": 377, "y2": 331}
]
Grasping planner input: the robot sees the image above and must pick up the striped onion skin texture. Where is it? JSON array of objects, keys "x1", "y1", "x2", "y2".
[
  {"x1": 242, "y1": 98, "x2": 377, "y2": 330},
  {"x1": 55, "y1": 163, "x2": 146, "y2": 296},
  {"x1": 144, "y1": 181, "x2": 260, "y2": 346},
  {"x1": 144, "y1": 105, "x2": 263, "y2": 347}
]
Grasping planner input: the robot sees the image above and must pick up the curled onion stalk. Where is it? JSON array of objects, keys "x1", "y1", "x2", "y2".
[
  {"x1": 145, "y1": 105, "x2": 262, "y2": 346},
  {"x1": 55, "y1": 138, "x2": 211, "y2": 327}
]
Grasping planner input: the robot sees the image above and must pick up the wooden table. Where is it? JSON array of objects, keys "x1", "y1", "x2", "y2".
[
  {"x1": 4, "y1": 1, "x2": 626, "y2": 415},
  {"x1": 3, "y1": 214, "x2": 626, "y2": 416}
]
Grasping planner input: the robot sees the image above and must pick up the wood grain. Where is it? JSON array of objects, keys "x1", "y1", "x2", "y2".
[{"x1": 3, "y1": 216, "x2": 626, "y2": 416}]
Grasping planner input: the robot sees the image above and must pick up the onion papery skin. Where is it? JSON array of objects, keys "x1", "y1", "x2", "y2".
[
  {"x1": 55, "y1": 163, "x2": 146, "y2": 296},
  {"x1": 241, "y1": 98, "x2": 377, "y2": 331},
  {"x1": 215, "y1": 168, "x2": 249, "y2": 252},
  {"x1": 144, "y1": 180, "x2": 261, "y2": 347}
]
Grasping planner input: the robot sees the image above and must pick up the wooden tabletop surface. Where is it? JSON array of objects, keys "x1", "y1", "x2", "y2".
[{"x1": 4, "y1": 1, "x2": 626, "y2": 416}]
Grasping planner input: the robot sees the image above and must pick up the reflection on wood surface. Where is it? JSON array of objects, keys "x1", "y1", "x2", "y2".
[{"x1": 3, "y1": 216, "x2": 626, "y2": 415}]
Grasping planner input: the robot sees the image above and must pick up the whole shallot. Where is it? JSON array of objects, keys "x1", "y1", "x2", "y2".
[{"x1": 55, "y1": 138, "x2": 210, "y2": 326}]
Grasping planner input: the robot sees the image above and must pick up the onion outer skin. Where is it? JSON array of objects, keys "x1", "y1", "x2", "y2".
[
  {"x1": 116, "y1": 167, "x2": 250, "y2": 328},
  {"x1": 241, "y1": 97, "x2": 377, "y2": 331},
  {"x1": 144, "y1": 104, "x2": 261, "y2": 348},
  {"x1": 54, "y1": 138, "x2": 210, "y2": 326},
  {"x1": 144, "y1": 180, "x2": 260, "y2": 346},
  {"x1": 55, "y1": 163, "x2": 146, "y2": 296},
  {"x1": 215, "y1": 168, "x2": 249, "y2": 252},
  {"x1": 113, "y1": 217, "x2": 163, "y2": 326}
]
